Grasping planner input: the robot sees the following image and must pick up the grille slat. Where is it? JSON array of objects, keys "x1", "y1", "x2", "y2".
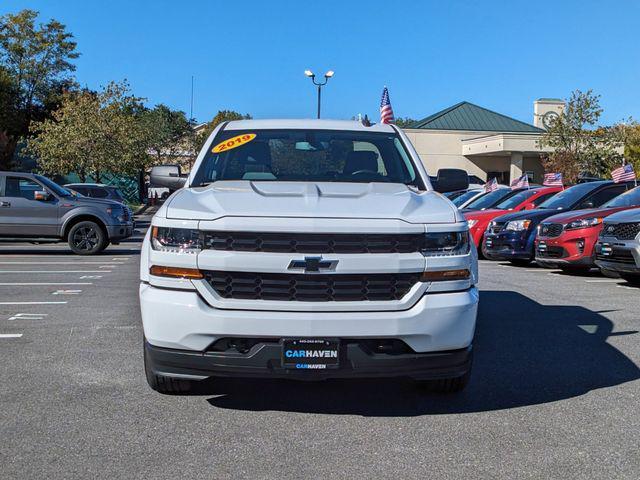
[
  {"x1": 203, "y1": 271, "x2": 420, "y2": 302},
  {"x1": 601, "y1": 222, "x2": 640, "y2": 240},
  {"x1": 489, "y1": 222, "x2": 506, "y2": 234},
  {"x1": 203, "y1": 232, "x2": 425, "y2": 254},
  {"x1": 539, "y1": 223, "x2": 564, "y2": 238}
]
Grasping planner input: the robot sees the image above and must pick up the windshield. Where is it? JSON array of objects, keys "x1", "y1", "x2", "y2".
[
  {"x1": 465, "y1": 188, "x2": 516, "y2": 210},
  {"x1": 495, "y1": 189, "x2": 538, "y2": 210},
  {"x1": 36, "y1": 175, "x2": 72, "y2": 197},
  {"x1": 452, "y1": 189, "x2": 482, "y2": 207},
  {"x1": 192, "y1": 129, "x2": 420, "y2": 187},
  {"x1": 603, "y1": 186, "x2": 640, "y2": 207},
  {"x1": 538, "y1": 182, "x2": 600, "y2": 210}
]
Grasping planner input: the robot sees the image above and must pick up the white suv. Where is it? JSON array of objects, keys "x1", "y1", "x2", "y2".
[{"x1": 140, "y1": 119, "x2": 479, "y2": 394}]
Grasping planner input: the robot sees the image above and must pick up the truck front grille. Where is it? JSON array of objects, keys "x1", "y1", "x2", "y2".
[
  {"x1": 202, "y1": 231, "x2": 425, "y2": 254},
  {"x1": 601, "y1": 222, "x2": 640, "y2": 240},
  {"x1": 202, "y1": 271, "x2": 421, "y2": 302}
]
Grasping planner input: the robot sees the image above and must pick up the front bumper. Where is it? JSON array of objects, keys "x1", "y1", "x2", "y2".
[
  {"x1": 139, "y1": 283, "x2": 478, "y2": 378},
  {"x1": 594, "y1": 238, "x2": 640, "y2": 274},
  {"x1": 145, "y1": 340, "x2": 473, "y2": 381},
  {"x1": 535, "y1": 230, "x2": 598, "y2": 266},
  {"x1": 106, "y1": 222, "x2": 134, "y2": 241},
  {"x1": 482, "y1": 230, "x2": 534, "y2": 260}
]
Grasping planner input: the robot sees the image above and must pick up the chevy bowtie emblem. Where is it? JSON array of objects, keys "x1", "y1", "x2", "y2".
[{"x1": 288, "y1": 256, "x2": 338, "y2": 272}]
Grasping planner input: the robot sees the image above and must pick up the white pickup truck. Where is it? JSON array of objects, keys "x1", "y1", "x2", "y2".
[{"x1": 140, "y1": 119, "x2": 479, "y2": 394}]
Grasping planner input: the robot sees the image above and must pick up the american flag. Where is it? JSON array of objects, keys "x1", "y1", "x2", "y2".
[
  {"x1": 511, "y1": 174, "x2": 529, "y2": 190},
  {"x1": 543, "y1": 172, "x2": 563, "y2": 186},
  {"x1": 484, "y1": 178, "x2": 499, "y2": 192},
  {"x1": 611, "y1": 163, "x2": 636, "y2": 183},
  {"x1": 380, "y1": 86, "x2": 394, "y2": 124}
]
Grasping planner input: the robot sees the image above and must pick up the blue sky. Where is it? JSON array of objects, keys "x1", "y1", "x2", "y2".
[{"x1": 3, "y1": 0, "x2": 639, "y2": 125}]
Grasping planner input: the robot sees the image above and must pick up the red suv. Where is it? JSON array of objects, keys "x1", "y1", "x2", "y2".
[
  {"x1": 465, "y1": 186, "x2": 562, "y2": 249},
  {"x1": 535, "y1": 185, "x2": 640, "y2": 271}
]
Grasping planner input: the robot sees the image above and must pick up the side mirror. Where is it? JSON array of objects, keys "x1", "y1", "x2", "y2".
[
  {"x1": 432, "y1": 169, "x2": 469, "y2": 193},
  {"x1": 150, "y1": 165, "x2": 187, "y2": 190},
  {"x1": 34, "y1": 190, "x2": 51, "y2": 201}
]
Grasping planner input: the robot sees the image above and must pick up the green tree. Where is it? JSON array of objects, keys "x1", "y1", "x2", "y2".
[
  {"x1": 394, "y1": 117, "x2": 418, "y2": 128},
  {"x1": 622, "y1": 123, "x2": 640, "y2": 174},
  {"x1": 28, "y1": 81, "x2": 148, "y2": 182},
  {"x1": 141, "y1": 104, "x2": 193, "y2": 164},
  {"x1": 197, "y1": 110, "x2": 251, "y2": 150},
  {"x1": 538, "y1": 90, "x2": 624, "y2": 182},
  {"x1": 0, "y1": 9, "x2": 79, "y2": 169}
]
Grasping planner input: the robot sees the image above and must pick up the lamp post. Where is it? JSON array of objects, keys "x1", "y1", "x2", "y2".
[{"x1": 304, "y1": 69, "x2": 334, "y2": 118}]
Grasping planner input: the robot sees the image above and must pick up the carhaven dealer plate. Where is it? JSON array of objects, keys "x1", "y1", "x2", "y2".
[{"x1": 282, "y1": 339, "x2": 339, "y2": 370}]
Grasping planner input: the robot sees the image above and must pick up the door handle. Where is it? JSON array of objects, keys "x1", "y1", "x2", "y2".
[{"x1": 0, "y1": 201, "x2": 10, "y2": 207}]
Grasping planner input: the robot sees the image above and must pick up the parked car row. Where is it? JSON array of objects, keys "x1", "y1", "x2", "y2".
[{"x1": 456, "y1": 181, "x2": 640, "y2": 285}]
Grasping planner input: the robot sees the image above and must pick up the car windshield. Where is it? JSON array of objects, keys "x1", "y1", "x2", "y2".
[
  {"x1": 494, "y1": 189, "x2": 538, "y2": 209},
  {"x1": 452, "y1": 189, "x2": 482, "y2": 206},
  {"x1": 36, "y1": 175, "x2": 72, "y2": 197},
  {"x1": 465, "y1": 188, "x2": 515, "y2": 209},
  {"x1": 603, "y1": 186, "x2": 640, "y2": 207},
  {"x1": 191, "y1": 129, "x2": 420, "y2": 187},
  {"x1": 537, "y1": 182, "x2": 601, "y2": 210}
]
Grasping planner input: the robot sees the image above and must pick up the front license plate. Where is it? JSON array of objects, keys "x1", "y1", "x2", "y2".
[{"x1": 282, "y1": 339, "x2": 339, "y2": 370}]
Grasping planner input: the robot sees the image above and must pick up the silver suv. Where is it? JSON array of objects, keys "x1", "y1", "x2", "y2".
[
  {"x1": 0, "y1": 172, "x2": 133, "y2": 255},
  {"x1": 595, "y1": 207, "x2": 640, "y2": 286}
]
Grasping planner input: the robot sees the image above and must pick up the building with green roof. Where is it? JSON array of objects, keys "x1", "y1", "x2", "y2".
[{"x1": 403, "y1": 98, "x2": 565, "y2": 185}]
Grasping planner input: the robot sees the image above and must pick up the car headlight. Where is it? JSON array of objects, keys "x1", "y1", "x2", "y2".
[
  {"x1": 505, "y1": 220, "x2": 531, "y2": 231},
  {"x1": 422, "y1": 231, "x2": 470, "y2": 256},
  {"x1": 565, "y1": 217, "x2": 602, "y2": 230},
  {"x1": 467, "y1": 219, "x2": 478, "y2": 228},
  {"x1": 151, "y1": 227, "x2": 201, "y2": 254}
]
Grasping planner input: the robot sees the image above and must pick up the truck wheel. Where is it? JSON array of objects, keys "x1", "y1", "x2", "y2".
[
  {"x1": 68, "y1": 221, "x2": 107, "y2": 255},
  {"x1": 620, "y1": 273, "x2": 640, "y2": 287},
  {"x1": 144, "y1": 342, "x2": 192, "y2": 394},
  {"x1": 416, "y1": 370, "x2": 471, "y2": 394}
]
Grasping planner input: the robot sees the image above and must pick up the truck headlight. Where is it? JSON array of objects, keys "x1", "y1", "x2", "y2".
[
  {"x1": 565, "y1": 217, "x2": 602, "y2": 230},
  {"x1": 151, "y1": 227, "x2": 201, "y2": 254},
  {"x1": 505, "y1": 220, "x2": 531, "y2": 231},
  {"x1": 422, "y1": 231, "x2": 470, "y2": 256}
]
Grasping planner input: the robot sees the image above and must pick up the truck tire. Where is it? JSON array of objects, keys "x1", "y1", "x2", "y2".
[
  {"x1": 620, "y1": 273, "x2": 640, "y2": 287},
  {"x1": 416, "y1": 370, "x2": 471, "y2": 394},
  {"x1": 144, "y1": 342, "x2": 192, "y2": 394},
  {"x1": 68, "y1": 221, "x2": 107, "y2": 255}
]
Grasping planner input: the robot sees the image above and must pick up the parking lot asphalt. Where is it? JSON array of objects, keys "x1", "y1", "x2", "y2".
[{"x1": 1, "y1": 216, "x2": 639, "y2": 479}]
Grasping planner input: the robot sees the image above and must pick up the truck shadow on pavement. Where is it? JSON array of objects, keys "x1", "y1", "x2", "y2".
[{"x1": 204, "y1": 290, "x2": 640, "y2": 416}]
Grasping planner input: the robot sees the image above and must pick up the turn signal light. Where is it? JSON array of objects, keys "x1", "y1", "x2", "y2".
[
  {"x1": 150, "y1": 265, "x2": 203, "y2": 279},
  {"x1": 420, "y1": 269, "x2": 470, "y2": 282}
]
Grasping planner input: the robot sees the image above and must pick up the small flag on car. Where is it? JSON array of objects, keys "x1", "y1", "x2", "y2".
[
  {"x1": 379, "y1": 86, "x2": 394, "y2": 124},
  {"x1": 543, "y1": 172, "x2": 563, "y2": 186},
  {"x1": 484, "y1": 178, "x2": 499, "y2": 192},
  {"x1": 611, "y1": 163, "x2": 636, "y2": 183},
  {"x1": 510, "y1": 174, "x2": 529, "y2": 190}
]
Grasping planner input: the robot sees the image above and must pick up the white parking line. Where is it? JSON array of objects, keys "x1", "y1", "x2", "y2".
[
  {"x1": 617, "y1": 285, "x2": 638, "y2": 290},
  {"x1": 52, "y1": 290, "x2": 82, "y2": 295},
  {"x1": 0, "y1": 282, "x2": 92, "y2": 286},
  {"x1": 0, "y1": 270, "x2": 111, "y2": 273},
  {"x1": 0, "y1": 301, "x2": 67, "y2": 305},
  {"x1": 585, "y1": 279, "x2": 622, "y2": 283},
  {"x1": 8, "y1": 313, "x2": 47, "y2": 320},
  {"x1": 79, "y1": 275, "x2": 102, "y2": 279},
  {"x1": 0, "y1": 334, "x2": 22, "y2": 338},
  {"x1": 0, "y1": 261, "x2": 117, "y2": 265}
]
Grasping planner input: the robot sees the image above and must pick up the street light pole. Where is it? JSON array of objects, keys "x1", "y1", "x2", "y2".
[{"x1": 305, "y1": 70, "x2": 334, "y2": 119}]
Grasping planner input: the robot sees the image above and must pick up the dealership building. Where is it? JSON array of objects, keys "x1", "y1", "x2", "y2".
[{"x1": 403, "y1": 98, "x2": 565, "y2": 184}]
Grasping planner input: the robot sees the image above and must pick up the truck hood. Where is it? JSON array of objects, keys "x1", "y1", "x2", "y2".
[
  {"x1": 72, "y1": 196, "x2": 123, "y2": 208},
  {"x1": 164, "y1": 181, "x2": 461, "y2": 224}
]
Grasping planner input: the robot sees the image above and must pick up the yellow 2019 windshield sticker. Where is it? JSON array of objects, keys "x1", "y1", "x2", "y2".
[{"x1": 212, "y1": 133, "x2": 256, "y2": 153}]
